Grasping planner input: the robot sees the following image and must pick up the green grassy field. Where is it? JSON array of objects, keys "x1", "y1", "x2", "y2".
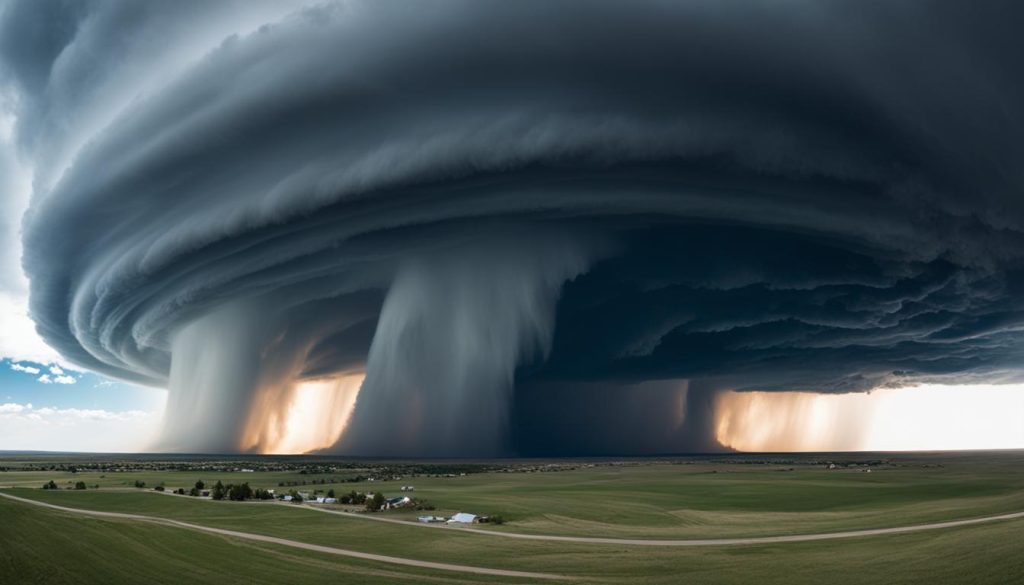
[
  {"x1": 2, "y1": 452, "x2": 1024, "y2": 583},
  {"x1": 0, "y1": 495, "x2": 514, "y2": 584},
  {"x1": 5, "y1": 452, "x2": 1024, "y2": 538}
]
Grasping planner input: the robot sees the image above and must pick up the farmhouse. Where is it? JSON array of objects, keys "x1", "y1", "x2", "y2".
[
  {"x1": 418, "y1": 515, "x2": 445, "y2": 523},
  {"x1": 386, "y1": 496, "x2": 412, "y2": 509}
]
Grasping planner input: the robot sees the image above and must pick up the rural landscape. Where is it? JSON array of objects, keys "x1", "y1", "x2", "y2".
[
  {"x1": 3, "y1": 451, "x2": 1024, "y2": 583},
  {"x1": 4, "y1": 1, "x2": 1024, "y2": 583}
]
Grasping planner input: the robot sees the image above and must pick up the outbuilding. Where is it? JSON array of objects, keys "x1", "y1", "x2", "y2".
[{"x1": 448, "y1": 512, "x2": 477, "y2": 524}]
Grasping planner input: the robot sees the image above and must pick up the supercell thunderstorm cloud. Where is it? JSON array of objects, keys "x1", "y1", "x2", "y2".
[{"x1": 5, "y1": 1, "x2": 1024, "y2": 455}]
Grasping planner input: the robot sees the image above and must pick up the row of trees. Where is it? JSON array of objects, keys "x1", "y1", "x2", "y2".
[
  {"x1": 209, "y1": 481, "x2": 275, "y2": 501},
  {"x1": 42, "y1": 480, "x2": 88, "y2": 490}
]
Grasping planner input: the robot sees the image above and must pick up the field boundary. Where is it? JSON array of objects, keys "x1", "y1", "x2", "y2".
[{"x1": 0, "y1": 491, "x2": 569, "y2": 581}]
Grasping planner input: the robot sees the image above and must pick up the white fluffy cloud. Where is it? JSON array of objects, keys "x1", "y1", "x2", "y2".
[
  {"x1": 36, "y1": 373, "x2": 75, "y2": 385},
  {"x1": 7, "y1": 359, "x2": 78, "y2": 383},
  {"x1": 0, "y1": 402, "x2": 162, "y2": 451},
  {"x1": 9, "y1": 362, "x2": 40, "y2": 374}
]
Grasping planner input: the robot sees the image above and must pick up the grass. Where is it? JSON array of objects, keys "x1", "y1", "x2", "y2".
[
  {"x1": 0, "y1": 496, "x2": 513, "y2": 584},
  {"x1": 8, "y1": 452, "x2": 1024, "y2": 538},
  {"x1": 3, "y1": 452, "x2": 1024, "y2": 583}
]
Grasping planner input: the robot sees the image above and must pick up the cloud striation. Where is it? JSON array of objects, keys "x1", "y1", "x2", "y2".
[{"x1": 5, "y1": 1, "x2": 1024, "y2": 454}]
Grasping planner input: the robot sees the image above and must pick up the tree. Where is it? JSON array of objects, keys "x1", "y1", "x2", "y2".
[
  {"x1": 133, "y1": 480, "x2": 146, "y2": 488},
  {"x1": 74, "y1": 481, "x2": 87, "y2": 490},
  {"x1": 189, "y1": 487, "x2": 199, "y2": 497},
  {"x1": 211, "y1": 480, "x2": 225, "y2": 501},
  {"x1": 194, "y1": 480, "x2": 205, "y2": 491},
  {"x1": 367, "y1": 492, "x2": 385, "y2": 512},
  {"x1": 43, "y1": 480, "x2": 58, "y2": 490},
  {"x1": 228, "y1": 482, "x2": 253, "y2": 501},
  {"x1": 327, "y1": 489, "x2": 336, "y2": 498}
]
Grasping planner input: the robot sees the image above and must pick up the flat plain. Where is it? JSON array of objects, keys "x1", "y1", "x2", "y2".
[{"x1": 2, "y1": 451, "x2": 1023, "y2": 584}]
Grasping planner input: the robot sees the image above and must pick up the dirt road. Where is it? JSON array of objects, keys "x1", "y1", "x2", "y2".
[
  {"x1": 300, "y1": 500, "x2": 1024, "y2": 546},
  {"x1": 0, "y1": 491, "x2": 568, "y2": 581}
]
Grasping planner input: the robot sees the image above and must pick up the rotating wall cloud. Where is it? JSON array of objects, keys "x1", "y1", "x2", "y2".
[{"x1": 8, "y1": 1, "x2": 1024, "y2": 454}]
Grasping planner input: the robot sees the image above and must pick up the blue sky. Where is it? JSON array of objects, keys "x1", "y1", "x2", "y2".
[
  {"x1": 1, "y1": 358, "x2": 165, "y2": 412},
  {"x1": 0, "y1": 355, "x2": 166, "y2": 452}
]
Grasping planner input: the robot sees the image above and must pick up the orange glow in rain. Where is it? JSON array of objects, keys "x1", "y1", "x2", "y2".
[
  {"x1": 715, "y1": 384, "x2": 1024, "y2": 452},
  {"x1": 254, "y1": 373, "x2": 363, "y2": 454}
]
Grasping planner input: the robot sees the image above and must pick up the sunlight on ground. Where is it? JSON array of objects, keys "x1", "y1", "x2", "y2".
[{"x1": 715, "y1": 383, "x2": 1024, "y2": 452}]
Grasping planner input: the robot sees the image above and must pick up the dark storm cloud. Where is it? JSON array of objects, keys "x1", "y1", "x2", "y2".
[{"x1": 7, "y1": 0, "x2": 1024, "y2": 454}]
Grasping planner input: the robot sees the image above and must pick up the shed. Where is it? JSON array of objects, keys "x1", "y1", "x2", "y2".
[{"x1": 448, "y1": 512, "x2": 477, "y2": 524}]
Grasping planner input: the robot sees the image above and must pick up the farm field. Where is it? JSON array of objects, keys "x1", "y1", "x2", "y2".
[{"x1": 2, "y1": 451, "x2": 1024, "y2": 583}]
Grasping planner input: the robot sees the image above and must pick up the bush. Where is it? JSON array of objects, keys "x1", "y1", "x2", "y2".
[
  {"x1": 154, "y1": 485, "x2": 165, "y2": 492},
  {"x1": 189, "y1": 487, "x2": 199, "y2": 497},
  {"x1": 327, "y1": 489, "x2": 336, "y2": 498},
  {"x1": 43, "y1": 480, "x2": 58, "y2": 490},
  {"x1": 194, "y1": 480, "x2": 205, "y2": 491},
  {"x1": 489, "y1": 515, "x2": 506, "y2": 525},
  {"x1": 133, "y1": 480, "x2": 146, "y2": 488},
  {"x1": 74, "y1": 481, "x2": 87, "y2": 490}
]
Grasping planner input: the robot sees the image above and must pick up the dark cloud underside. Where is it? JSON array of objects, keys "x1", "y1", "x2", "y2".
[{"x1": 5, "y1": 0, "x2": 1024, "y2": 454}]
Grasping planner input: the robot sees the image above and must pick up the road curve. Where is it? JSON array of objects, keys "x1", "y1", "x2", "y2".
[
  {"x1": 0, "y1": 492, "x2": 568, "y2": 581},
  {"x1": 299, "y1": 502, "x2": 1024, "y2": 546}
]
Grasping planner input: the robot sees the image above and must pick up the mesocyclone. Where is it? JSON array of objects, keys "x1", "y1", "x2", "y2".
[{"x1": 11, "y1": 1, "x2": 1024, "y2": 454}]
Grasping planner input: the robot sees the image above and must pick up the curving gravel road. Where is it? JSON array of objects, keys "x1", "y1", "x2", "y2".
[
  {"x1": 299, "y1": 501, "x2": 1024, "y2": 546},
  {"x1": 7, "y1": 487, "x2": 1024, "y2": 554},
  {"x1": 0, "y1": 492, "x2": 568, "y2": 581}
]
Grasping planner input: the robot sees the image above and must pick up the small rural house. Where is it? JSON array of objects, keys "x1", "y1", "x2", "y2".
[{"x1": 386, "y1": 496, "x2": 412, "y2": 509}]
